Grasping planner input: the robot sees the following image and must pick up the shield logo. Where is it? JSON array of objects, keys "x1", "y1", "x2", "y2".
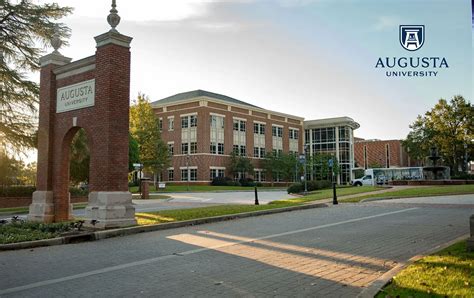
[{"x1": 399, "y1": 25, "x2": 425, "y2": 51}]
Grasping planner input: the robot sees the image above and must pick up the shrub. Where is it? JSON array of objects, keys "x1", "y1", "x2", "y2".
[
  {"x1": 255, "y1": 182, "x2": 263, "y2": 187},
  {"x1": 211, "y1": 176, "x2": 234, "y2": 186},
  {"x1": 287, "y1": 180, "x2": 333, "y2": 194},
  {"x1": 287, "y1": 183, "x2": 303, "y2": 194},
  {"x1": 451, "y1": 173, "x2": 474, "y2": 180},
  {"x1": 0, "y1": 186, "x2": 36, "y2": 197},
  {"x1": 69, "y1": 187, "x2": 88, "y2": 197},
  {"x1": 0, "y1": 221, "x2": 74, "y2": 244},
  {"x1": 239, "y1": 178, "x2": 255, "y2": 187}
]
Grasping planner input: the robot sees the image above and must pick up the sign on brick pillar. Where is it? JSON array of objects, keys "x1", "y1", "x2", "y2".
[{"x1": 28, "y1": 1, "x2": 136, "y2": 229}]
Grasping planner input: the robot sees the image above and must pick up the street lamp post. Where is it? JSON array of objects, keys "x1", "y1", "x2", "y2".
[{"x1": 304, "y1": 145, "x2": 309, "y2": 194}]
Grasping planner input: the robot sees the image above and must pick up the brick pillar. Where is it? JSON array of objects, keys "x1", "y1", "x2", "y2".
[
  {"x1": 28, "y1": 52, "x2": 71, "y2": 223},
  {"x1": 84, "y1": 31, "x2": 136, "y2": 229}
]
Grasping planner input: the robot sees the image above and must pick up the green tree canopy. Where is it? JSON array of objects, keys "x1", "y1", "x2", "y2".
[
  {"x1": 402, "y1": 96, "x2": 473, "y2": 174},
  {"x1": 130, "y1": 93, "x2": 170, "y2": 184},
  {"x1": 0, "y1": 1, "x2": 72, "y2": 152},
  {"x1": 228, "y1": 151, "x2": 254, "y2": 179},
  {"x1": 69, "y1": 128, "x2": 89, "y2": 185},
  {"x1": 128, "y1": 134, "x2": 139, "y2": 172}
]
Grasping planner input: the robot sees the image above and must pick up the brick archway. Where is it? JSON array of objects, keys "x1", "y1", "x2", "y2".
[{"x1": 28, "y1": 30, "x2": 136, "y2": 229}]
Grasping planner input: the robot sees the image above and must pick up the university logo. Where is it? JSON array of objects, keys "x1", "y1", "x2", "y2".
[{"x1": 399, "y1": 25, "x2": 425, "y2": 51}]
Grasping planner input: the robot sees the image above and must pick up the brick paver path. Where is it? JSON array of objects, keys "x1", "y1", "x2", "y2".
[{"x1": 0, "y1": 194, "x2": 472, "y2": 297}]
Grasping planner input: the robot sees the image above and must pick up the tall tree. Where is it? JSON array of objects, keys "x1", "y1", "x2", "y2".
[
  {"x1": 228, "y1": 151, "x2": 254, "y2": 180},
  {"x1": 69, "y1": 128, "x2": 89, "y2": 185},
  {"x1": 128, "y1": 134, "x2": 139, "y2": 172},
  {"x1": 0, "y1": 1, "x2": 72, "y2": 152},
  {"x1": 130, "y1": 93, "x2": 170, "y2": 185},
  {"x1": 403, "y1": 96, "x2": 473, "y2": 174}
]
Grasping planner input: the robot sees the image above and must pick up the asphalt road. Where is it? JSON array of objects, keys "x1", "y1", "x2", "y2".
[{"x1": 0, "y1": 194, "x2": 472, "y2": 297}]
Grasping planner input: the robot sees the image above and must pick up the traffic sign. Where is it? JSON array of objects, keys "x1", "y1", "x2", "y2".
[
  {"x1": 298, "y1": 154, "x2": 306, "y2": 164},
  {"x1": 328, "y1": 159, "x2": 333, "y2": 168}
]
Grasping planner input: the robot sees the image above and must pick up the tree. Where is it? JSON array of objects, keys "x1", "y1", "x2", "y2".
[
  {"x1": 308, "y1": 153, "x2": 340, "y2": 181},
  {"x1": 128, "y1": 134, "x2": 139, "y2": 172},
  {"x1": 69, "y1": 129, "x2": 89, "y2": 185},
  {"x1": 0, "y1": 146, "x2": 21, "y2": 185},
  {"x1": 262, "y1": 152, "x2": 299, "y2": 185},
  {"x1": 403, "y1": 96, "x2": 473, "y2": 174},
  {"x1": 130, "y1": 93, "x2": 170, "y2": 185},
  {"x1": 228, "y1": 151, "x2": 254, "y2": 180},
  {"x1": 0, "y1": 1, "x2": 72, "y2": 152}
]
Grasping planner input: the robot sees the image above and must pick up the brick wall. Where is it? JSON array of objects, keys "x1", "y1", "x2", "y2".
[
  {"x1": 354, "y1": 139, "x2": 410, "y2": 168},
  {"x1": 156, "y1": 101, "x2": 303, "y2": 182}
]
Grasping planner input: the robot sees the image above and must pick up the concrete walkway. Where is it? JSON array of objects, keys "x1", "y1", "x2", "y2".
[{"x1": 0, "y1": 194, "x2": 471, "y2": 297}]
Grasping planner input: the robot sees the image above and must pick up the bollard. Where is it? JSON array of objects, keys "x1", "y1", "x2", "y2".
[
  {"x1": 332, "y1": 182, "x2": 338, "y2": 205},
  {"x1": 467, "y1": 214, "x2": 474, "y2": 252},
  {"x1": 254, "y1": 186, "x2": 259, "y2": 205}
]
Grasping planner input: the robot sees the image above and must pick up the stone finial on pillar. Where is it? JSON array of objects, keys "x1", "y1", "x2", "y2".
[
  {"x1": 39, "y1": 24, "x2": 71, "y2": 67},
  {"x1": 107, "y1": 0, "x2": 121, "y2": 33}
]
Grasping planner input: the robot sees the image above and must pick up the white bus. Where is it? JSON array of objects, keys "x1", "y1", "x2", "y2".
[{"x1": 351, "y1": 167, "x2": 424, "y2": 186}]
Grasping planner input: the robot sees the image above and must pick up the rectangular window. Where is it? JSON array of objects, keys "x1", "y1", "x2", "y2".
[
  {"x1": 190, "y1": 115, "x2": 197, "y2": 127},
  {"x1": 190, "y1": 142, "x2": 197, "y2": 154},
  {"x1": 181, "y1": 117, "x2": 188, "y2": 129},
  {"x1": 168, "y1": 169, "x2": 174, "y2": 181},
  {"x1": 181, "y1": 169, "x2": 188, "y2": 181},
  {"x1": 233, "y1": 120, "x2": 239, "y2": 131},
  {"x1": 272, "y1": 126, "x2": 277, "y2": 136},
  {"x1": 289, "y1": 129, "x2": 299, "y2": 140},
  {"x1": 218, "y1": 143, "x2": 224, "y2": 155},
  {"x1": 254, "y1": 147, "x2": 259, "y2": 158},
  {"x1": 272, "y1": 126, "x2": 283, "y2": 137},
  {"x1": 181, "y1": 143, "x2": 188, "y2": 155},
  {"x1": 234, "y1": 119, "x2": 246, "y2": 132},
  {"x1": 168, "y1": 118, "x2": 174, "y2": 131},
  {"x1": 190, "y1": 169, "x2": 197, "y2": 181},
  {"x1": 210, "y1": 169, "x2": 217, "y2": 180},
  {"x1": 305, "y1": 129, "x2": 310, "y2": 145},
  {"x1": 253, "y1": 123, "x2": 265, "y2": 135},
  {"x1": 159, "y1": 118, "x2": 163, "y2": 131},
  {"x1": 210, "y1": 115, "x2": 217, "y2": 128},
  {"x1": 240, "y1": 145, "x2": 246, "y2": 156},
  {"x1": 168, "y1": 144, "x2": 174, "y2": 155}
]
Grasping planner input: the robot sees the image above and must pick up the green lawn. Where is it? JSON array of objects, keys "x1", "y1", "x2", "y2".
[
  {"x1": 376, "y1": 241, "x2": 474, "y2": 297},
  {"x1": 341, "y1": 184, "x2": 474, "y2": 203},
  {"x1": 129, "y1": 185, "x2": 285, "y2": 193},
  {"x1": 136, "y1": 203, "x2": 299, "y2": 225}
]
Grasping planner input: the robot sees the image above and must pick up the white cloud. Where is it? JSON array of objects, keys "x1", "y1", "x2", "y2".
[{"x1": 373, "y1": 15, "x2": 406, "y2": 31}]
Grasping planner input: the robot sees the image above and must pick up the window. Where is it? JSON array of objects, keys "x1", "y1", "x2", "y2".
[
  {"x1": 273, "y1": 172, "x2": 282, "y2": 182},
  {"x1": 190, "y1": 169, "x2": 197, "y2": 181},
  {"x1": 210, "y1": 142, "x2": 224, "y2": 155},
  {"x1": 289, "y1": 129, "x2": 299, "y2": 140},
  {"x1": 218, "y1": 143, "x2": 224, "y2": 155},
  {"x1": 181, "y1": 169, "x2": 188, "y2": 181},
  {"x1": 254, "y1": 123, "x2": 265, "y2": 135},
  {"x1": 254, "y1": 170, "x2": 266, "y2": 182},
  {"x1": 272, "y1": 149, "x2": 283, "y2": 157},
  {"x1": 272, "y1": 126, "x2": 283, "y2": 137},
  {"x1": 254, "y1": 147, "x2": 265, "y2": 158},
  {"x1": 190, "y1": 142, "x2": 197, "y2": 154},
  {"x1": 210, "y1": 115, "x2": 224, "y2": 128},
  {"x1": 210, "y1": 169, "x2": 225, "y2": 180},
  {"x1": 233, "y1": 119, "x2": 246, "y2": 132},
  {"x1": 233, "y1": 145, "x2": 246, "y2": 156},
  {"x1": 181, "y1": 143, "x2": 189, "y2": 155},
  {"x1": 168, "y1": 118, "x2": 174, "y2": 131},
  {"x1": 181, "y1": 117, "x2": 188, "y2": 129},
  {"x1": 158, "y1": 118, "x2": 163, "y2": 131},
  {"x1": 190, "y1": 115, "x2": 197, "y2": 127},
  {"x1": 305, "y1": 129, "x2": 310, "y2": 145},
  {"x1": 168, "y1": 143, "x2": 174, "y2": 155},
  {"x1": 168, "y1": 169, "x2": 174, "y2": 181}
]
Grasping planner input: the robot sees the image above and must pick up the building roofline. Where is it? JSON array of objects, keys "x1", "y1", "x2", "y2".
[{"x1": 303, "y1": 117, "x2": 360, "y2": 130}]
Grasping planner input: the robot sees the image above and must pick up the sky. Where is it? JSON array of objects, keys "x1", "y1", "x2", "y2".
[{"x1": 31, "y1": 0, "x2": 472, "y2": 142}]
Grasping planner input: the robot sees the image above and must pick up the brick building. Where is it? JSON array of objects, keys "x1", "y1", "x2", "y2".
[
  {"x1": 152, "y1": 90, "x2": 359, "y2": 184},
  {"x1": 354, "y1": 139, "x2": 413, "y2": 169}
]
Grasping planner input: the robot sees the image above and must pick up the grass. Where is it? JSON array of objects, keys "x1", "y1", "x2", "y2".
[
  {"x1": 129, "y1": 185, "x2": 285, "y2": 193},
  {"x1": 341, "y1": 184, "x2": 474, "y2": 203},
  {"x1": 0, "y1": 221, "x2": 75, "y2": 244},
  {"x1": 136, "y1": 203, "x2": 299, "y2": 225},
  {"x1": 136, "y1": 186, "x2": 383, "y2": 225},
  {"x1": 376, "y1": 241, "x2": 474, "y2": 298},
  {"x1": 0, "y1": 203, "x2": 88, "y2": 215}
]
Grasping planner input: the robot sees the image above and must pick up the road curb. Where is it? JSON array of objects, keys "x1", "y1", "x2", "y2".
[
  {"x1": 357, "y1": 234, "x2": 470, "y2": 298},
  {"x1": 359, "y1": 192, "x2": 474, "y2": 203},
  {"x1": 0, "y1": 202, "x2": 327, "y2": 251}
]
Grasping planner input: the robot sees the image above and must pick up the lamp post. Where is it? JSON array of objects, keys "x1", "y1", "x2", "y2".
[
  {"x1": 304, "y1": 145, "x2": 309, "y2": 194},
  {"x1": 186, "y1": 153, "x2": 190, "y2": 191}
]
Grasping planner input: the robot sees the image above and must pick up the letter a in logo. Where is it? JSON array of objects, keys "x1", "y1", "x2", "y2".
[{"x1": 400, "y1": 25, "x2": 425, "y2": 51}]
